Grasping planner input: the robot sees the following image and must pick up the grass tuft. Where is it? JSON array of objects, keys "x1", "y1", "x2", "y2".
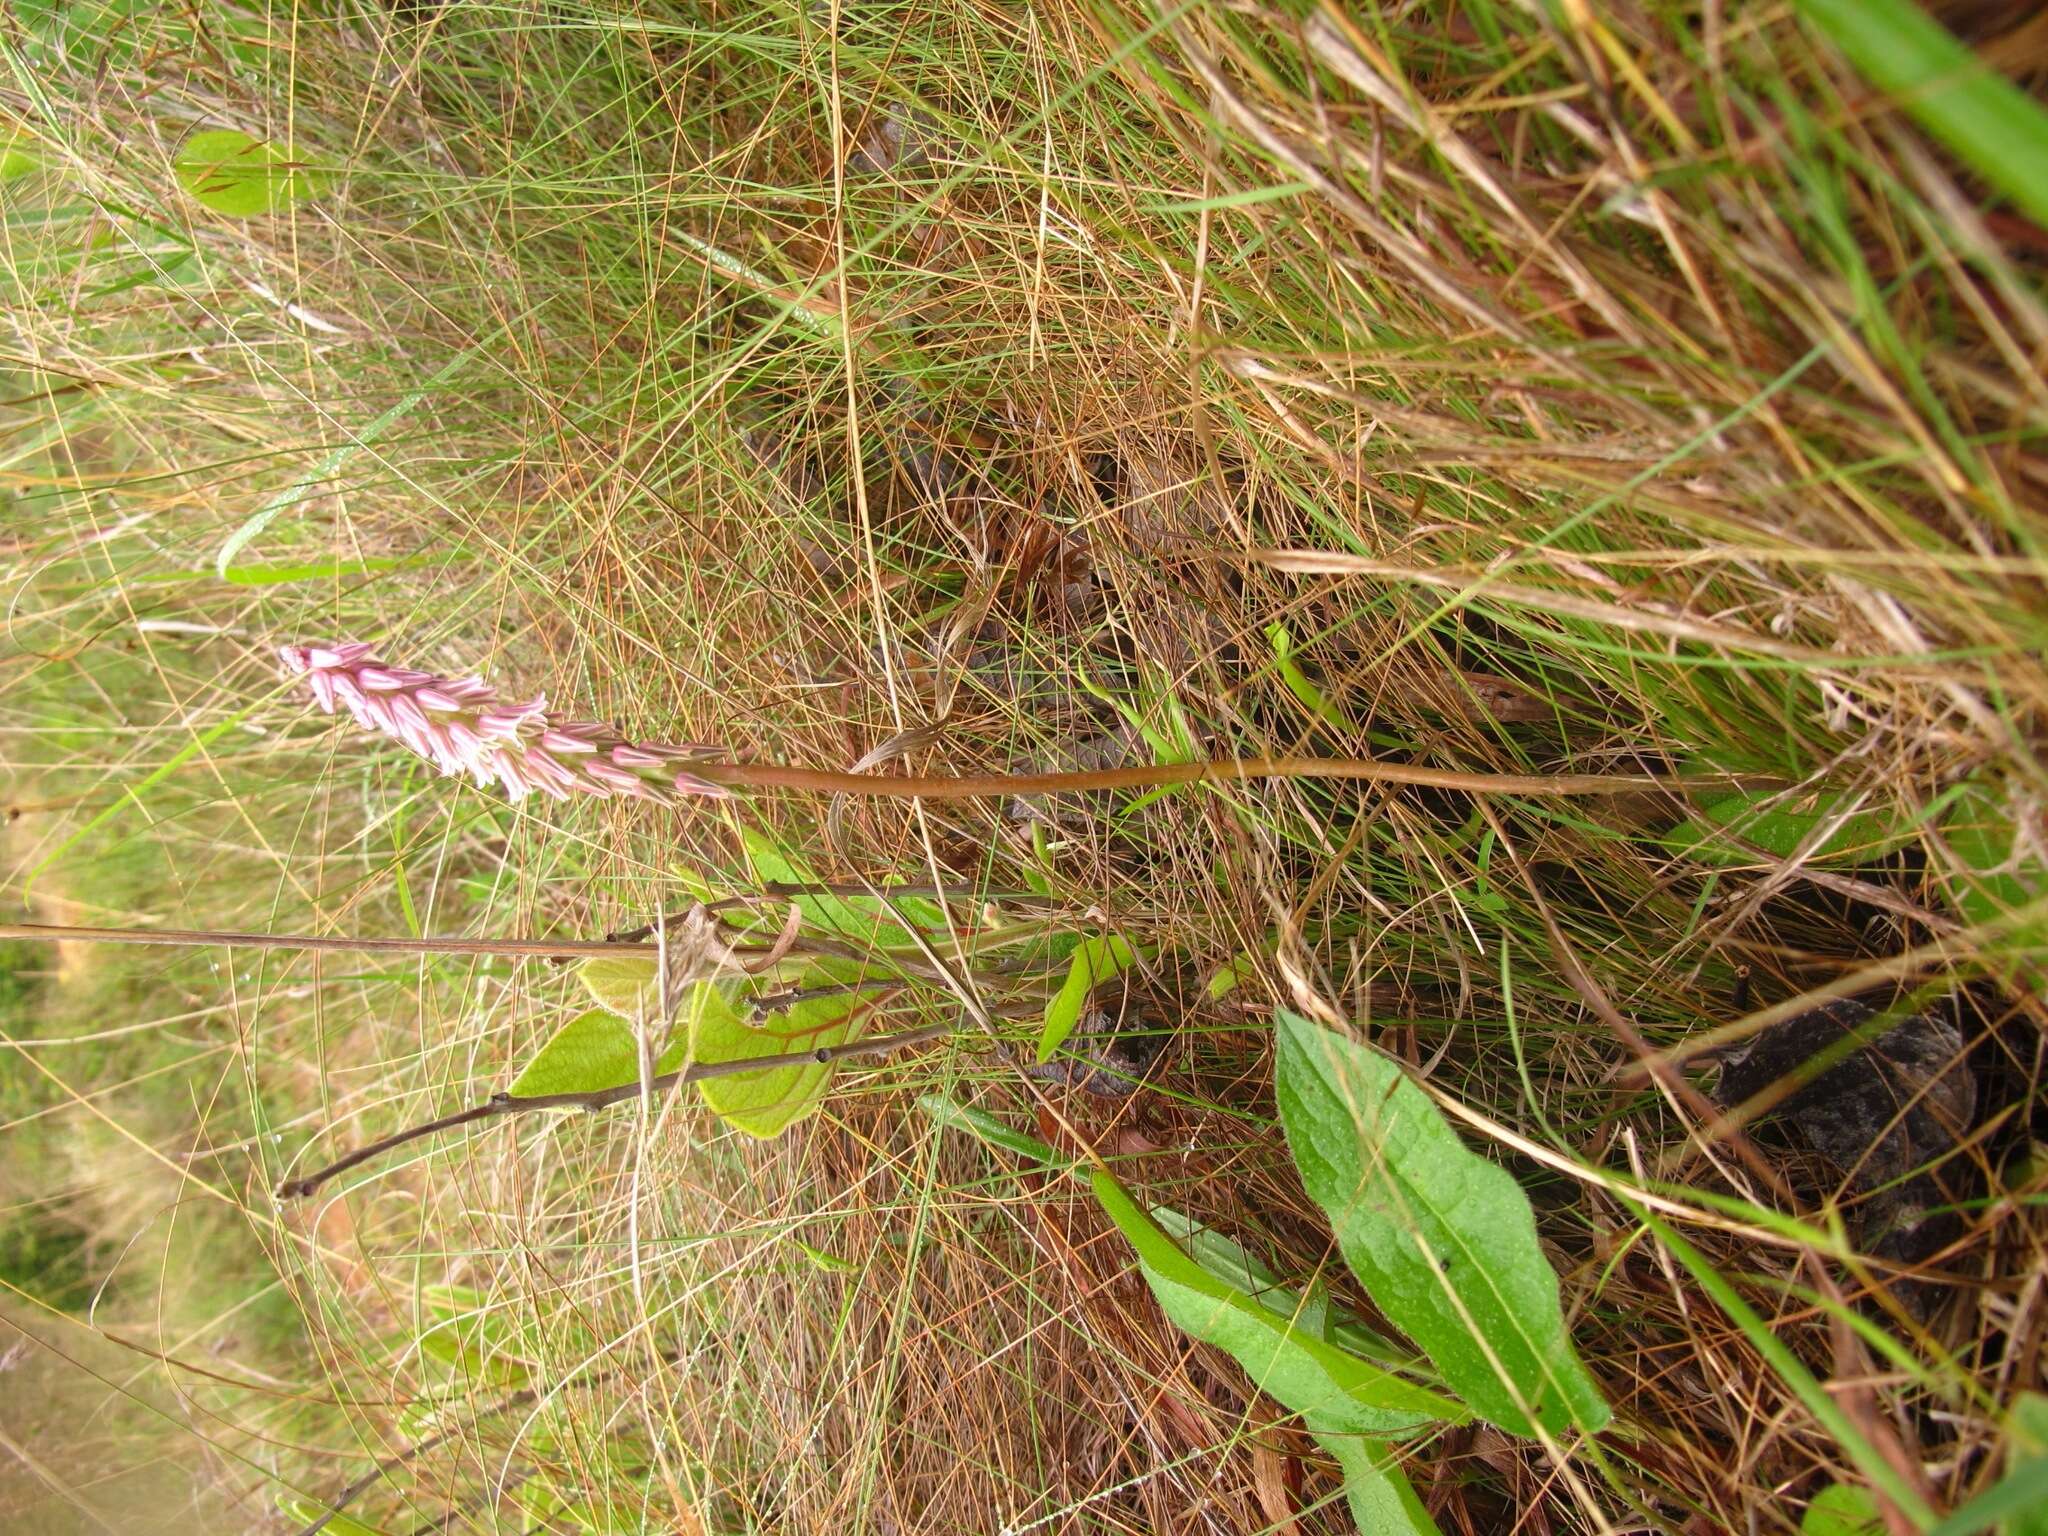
[{"x1": 4, "y1": 0, "x2": 2046, "y2": 1532}]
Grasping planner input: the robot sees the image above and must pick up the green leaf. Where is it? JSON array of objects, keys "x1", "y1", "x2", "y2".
[
  {"x1": 1937, "y1": 784, "x2": 2043, "y2": 929},
  {"x1": 578, "y1": 955, "x2": 659, "y2": 1018},
  {"x1": 1, "y1": 125, "x2": 40, "y2": 182},
  {"x1": 174, "y1": 129, "x2": 323, "y2": 217},
  {"x1": 740, "y1": 827, "x2": 945, "y2": 944},
  {"x1": 1913, "y1": 1391, "x2": 2048, "y2": 1536},
  {"x1": 510, "y1": 986, "x2": 858, "y2": 1137},
  {"x1": 917, "y1": 1093, "x2": 1067, "y2": 1168},
  {"x1": 508, "y1": 1009, "x2": 655, "y2": 1099},
  {"x1": 1794, "y1": 0, "x2": 2048, "y2": 232},
  {"x1": 1091, "y1": 1170, "x2": 1463, "y2": 1437},
  {"x1": 217, "y1": 341, "x2": 478, "y2": 576},
  {"x1": 683, "y1": 983, "x2": 858, "y2": 1139},
  {"x1": 1266, "y1": 622, "x2": 1356, "y2": 730},
  {"x1": 1318, "y1": 1431, "x2": 1444, "y2": 1536},
  {"x1": 1206, "y1": 952, "x2": 1253, "y2": 1000},
  {"x1": 278, "y1": 1495, "x2": 389, "y2": 1536},
  {"x1": 1149, "y1": 1208, "x2": 1409, "y2": 1369},
  {"x1": 1924, "y1": 1450, "x2": 2048, "y2": 1536},
  {"x1": 1038, "y1": 935, "x2": 1137, "y2": 1062},
  {"x1": 1076, "y1": 660, "x2": 1201, "y2": 765},
  {"x1": 1996, "y1": 1393, "x2": 2048, "y2": 1536},
  {"x1": 1670, "y1": 788, "x2": 1907, "y2": 867},
  {"x1": 1274, "y1": 1010, "x2": 1611, "y2": 1438},
  {"x1": 1803, "y1": 1483, "x2": 1882, "y2": 1536},
  {"x1": 791, "y1": 1238, "x2": 858, "y2": 1274},
  {"x1": 416, "y1": 1318, "x2": 529, "y2": 1387}
]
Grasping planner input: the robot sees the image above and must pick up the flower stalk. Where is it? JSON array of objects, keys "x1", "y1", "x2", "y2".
[{"x1": 281, "y1": 641, "x2": 1745, "y2": 805}]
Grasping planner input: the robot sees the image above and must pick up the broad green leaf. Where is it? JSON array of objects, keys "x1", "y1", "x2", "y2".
[
  {"x1": 510, "y1": 988, "x2": 858, "y2": 1137},
  {"x1": 1038, "y1": 935, "x2": 1137, "y2": 1062},
  {"x1": 740, "y1": 826, "x2": 945, "y2": 943},
  {"x1": 174, "y1": 129, "x2": 323, "y2": 217},
  {"x1": 1091, "y1": 1170, "x2": 1462, "y2": 1437},
  {"x1": 14, "y1": 0, "x2": 272, "y2": 73},
  {"x1": 1671, "y1": 788, "x2": 1907, "y2": 867},
  {"x1": 683, "y1": 982, "x2": 859, "y2": 1139},
  {"x1": 1207, "y1": 952, "x2": 1253, "y2": 1000},
  {"x1": 666, "y1": 859, "x2": 723, "y2": 904},
  {"x1": 578, "y1": 955, "x2": 659, "y2": 1018},
  {"x1": 1794, "y1": 0, "x2": 2048, "y2": 231},
  {"x1": 1803, "y1": 1483, "x2": 1882, "y2": 1535},
  {"x1": 1926, "y1": 1446, "x2": 2048, "y2": 1536},
  {"x1": 278, "y1": 1495, "x2": 389, "y2": 1536},
  {"x1": 508, "y1": 1009, "x2": 661, "y2": 1099},
  {"x1": 1318, "y1": 1431, "x2": 1443, "y2": 1536},
  {"x1": 1275, "y1": 1010, "x2": 1610, "y2": 1437},
  {"x1": 1938, "y1": 784, "x2": 2043, "y2": 929},
  {"x1": 418, "y1": 1283, "x2": 546, "y2": 1378},
  {"x1": 515, "y1": 1479, "x2": 652, "y2": 1536}
]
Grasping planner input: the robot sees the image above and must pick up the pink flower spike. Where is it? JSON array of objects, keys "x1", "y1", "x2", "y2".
[
  {"x1": 641, "y1": 742, "x2": 725, "y2": 762},
  {"x1": 583, "y1": 760, "x2": 648, "y2": 797},
  {"x1": 360, "y1": 695, "x2": 400, "y2": 735},
  {"x1": 673, "y1": 771, "x2": 732, "y2": 799},
  {"x1": 522, "y1": 752, "x2": 579, "y2": 792},
  {"x1": 526, "y1": 771, "x2": 571, "y2": 802},
  {"x1": 283, "y1": 640, "x2": 733, "y2": 813},
  {"x1": 489, "y1": 751, "x2": 531, "y2": 796}
]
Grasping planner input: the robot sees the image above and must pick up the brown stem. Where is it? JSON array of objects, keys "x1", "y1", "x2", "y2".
[
  {"x1": 277, "y1": 1020, "x2": 953, "y2": 1199},
  {"x1": 0, "y1": 921, "x2": 661, "y2": 960},
  {"x1": 698, "y1": 757, "x2": 1750, "y2": 800}
]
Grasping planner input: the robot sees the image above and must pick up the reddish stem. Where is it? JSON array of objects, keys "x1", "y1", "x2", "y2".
[{"x1": 697, "y1": 757, "x2": 1749, "y2": 800}]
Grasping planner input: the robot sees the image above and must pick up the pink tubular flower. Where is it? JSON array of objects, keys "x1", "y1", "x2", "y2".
[{"x1": 279, "y1": 642, "x2": 732, "y2": 806}]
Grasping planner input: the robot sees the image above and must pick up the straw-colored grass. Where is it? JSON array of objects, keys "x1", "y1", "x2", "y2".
[{"x1": 3, "y1": 1, "x2": 2044, "y2": 1532}]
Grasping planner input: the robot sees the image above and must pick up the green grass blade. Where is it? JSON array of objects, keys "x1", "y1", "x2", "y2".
[{"x1": 1795, "y1": 0, "x2": 2048, "y2": 228}]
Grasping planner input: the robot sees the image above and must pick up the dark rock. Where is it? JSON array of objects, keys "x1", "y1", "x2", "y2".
[{"x1": 1716, "y1": 997, "x2": 1977, "y2": 1269}]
